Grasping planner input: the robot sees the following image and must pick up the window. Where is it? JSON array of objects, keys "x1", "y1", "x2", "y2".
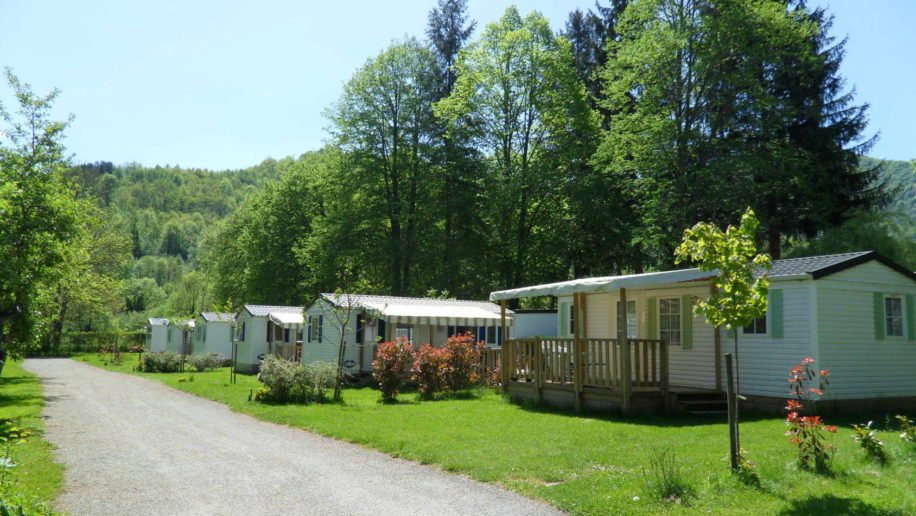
[
  {"x1": 616, "y1": 300, "x2": 637, "y2": 338},
  {"x1": 284, "y1": 328, "x2": 290, "y2": 342},
  {"x1": 659, "y1": 297, "x2": 681, "y2": 346},
  {"x1": 486, "y1": 326, "x2": 498, "y2": 345},
  {"x1": 395, "y1": 325, "x2": 412, "y2": 342},
  {"x1": 317, "y1": 315, "x2": 323, "y2": 343},
  {"x1": 447, "y1": 325, "x2": 474, "y2": 337},
  {"x1": 744, "y1": 315, "x2": 767, "y2": 335},
  {"x1": 306, "y1": 316, "x2": 313, "y2": 342},
  {"x1": 885, "y1": 296, "x2": 904, "y2": 337},
  {"x1": 355, "y1": 313, "x2": 365, "y2": 344},
  {"x1": 240, "y1": 322, "x2": 246, "y2": 341},
  {"x1": 569, "y1": 303, "x2": 576, "y2": 336}
]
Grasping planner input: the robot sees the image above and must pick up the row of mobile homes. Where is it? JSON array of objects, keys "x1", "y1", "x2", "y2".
[
  {"x1": 490, "y1": 251, "x2": 916, "y2": 415},
  {"x1": 195, "y1": 312, "x2": 235, "y2": 358},
  {"x1": 147, "y1": 318, "x2": 169, "y2": 351},
  {"x1": 302, "y1": 294, "x2": 514, "y2": 375},
  {"x1": 234, "y1": 305, "x2": 304, "y2": 373}
]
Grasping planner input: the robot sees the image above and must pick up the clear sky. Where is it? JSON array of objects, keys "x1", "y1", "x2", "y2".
[{"x1": 1, "y1": 0, "x2": 913, "y2": 170}]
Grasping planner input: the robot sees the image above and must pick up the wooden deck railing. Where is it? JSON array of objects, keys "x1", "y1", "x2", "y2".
[{"x1": 503, "y1": 338, "x2": 669, "y2": 395}]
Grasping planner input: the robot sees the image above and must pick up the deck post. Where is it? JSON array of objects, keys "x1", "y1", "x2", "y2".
[
  {"x1": 534, "y1": 337, "x2": 543, "y2": 403},
  {"x1": 660, "y1": 336, "x2": 670, "y2": 412},
  {"x1": 572, "y1": 293, "x2": 582, "y2": 413},
  {"x1": 500, "y1": 301, "x2": 509, "y2": 389},
  {"x1": 619, "y1": 288, "x2": 632, "y2": 415}
]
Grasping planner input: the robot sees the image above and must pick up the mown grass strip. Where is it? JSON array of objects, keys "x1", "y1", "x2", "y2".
[{"x1": 79, "y1": 354, "x2": 915, "y2": 515}]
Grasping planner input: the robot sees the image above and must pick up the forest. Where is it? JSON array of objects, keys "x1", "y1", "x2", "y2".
[{"x1": 1, "y1": 0, "x2": 914, "y2": 354}]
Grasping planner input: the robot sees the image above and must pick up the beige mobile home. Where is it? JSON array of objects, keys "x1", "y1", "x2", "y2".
[
  {"x1": 234, "y1": 305, "x2": 304, "y2": 373},
  {"x1": 146, "y1": 318, "x2": 169, "y2": 351},
  {"x1": 194, "y1": 312, "x2": 235, "y2": 358},
  {"x1": 490, "y1": 251, "x2": 916, "y2": 415},
  {"x1": 302, "y1": 294, "x2": 514, "y2": 375}
]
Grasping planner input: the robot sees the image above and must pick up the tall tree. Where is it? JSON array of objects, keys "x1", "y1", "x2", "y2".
[
  {"x1": 327, "y1": 39, "x2": 440, "y2": 296},
  {"x1": 438, "y1": 7, "x2": 598, "y2": 292},
  {"x1": 426, "y1": 0, "x2": 485, "y2": 297},
  {"x1": 0, "y1": 70, "x2": 83, "y2": 354},
  {"x1": 596, "y1": 0, "x2": 875, "y2": 266}
]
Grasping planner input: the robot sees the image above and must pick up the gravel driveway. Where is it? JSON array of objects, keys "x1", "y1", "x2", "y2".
[{"x1": 25, "y1": 359, "x2": 561, "y2": 516}]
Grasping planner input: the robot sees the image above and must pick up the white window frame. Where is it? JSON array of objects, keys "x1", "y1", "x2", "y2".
[
  {"x1": 616, "y1": 300, "x2": 638, "y2": 339},
  {"x1": 884, "y1": 295, "x2": 904, "y2": 338},
  {"x1": 658, "y1": 297, "x2": 681, "y2": 346},
  {"x1": 742, "y1": 314, "x2": 767, "y2": 335},
  {"x1": 395, "y1": 325, "x2": 412, "y2": 342},
  {"x1": 569, "y1": 304, "x2": 576, "y2": 336}
]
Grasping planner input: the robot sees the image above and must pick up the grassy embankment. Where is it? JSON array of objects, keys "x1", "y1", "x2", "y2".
[
  {"x1": 80, "y1": 353, "x2": 914, "y2": 515},
  {"x1": 0, "y1": 360, "x2": 64, "y2": 513}
]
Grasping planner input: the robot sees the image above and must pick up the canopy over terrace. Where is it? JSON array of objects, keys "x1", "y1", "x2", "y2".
[
  {"x1": 489, "y1": 268, "x2": 715, "y2": 301},
  {"x1": 268, "y1": 311, "x2": 304, "y2": 328},
  {"x1": 321, "y1": 293, "x2": 514, "y2": 327}
]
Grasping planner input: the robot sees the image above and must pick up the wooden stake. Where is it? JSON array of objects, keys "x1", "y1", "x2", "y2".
[{"x1": 725, "y1": 353, "x2": 739, "y2": 471}]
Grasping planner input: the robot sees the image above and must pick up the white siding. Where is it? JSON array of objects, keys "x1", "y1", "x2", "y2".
[
  {"x1": 236, "y1": 314, "x2": 268, "y2": 369},
  {"x1": 511, "y1": 312, "x2": 557, "y2": 338},
  {"x1": 816, "y1": 262, "x2": 916, "y2": 400},
  {"x1": 728, "y1": 281, "x2": 813, "y2": 398},
  {"x1": 148, "y1": 326, "x2": 168, "y2": 352},
  {"x1": 201, "y1": 321, "x2": 232, "y2": 358}
]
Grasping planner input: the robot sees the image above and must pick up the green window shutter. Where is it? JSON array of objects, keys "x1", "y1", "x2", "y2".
[
  {"x1": 559, "y1": 302, "x2": 569, "y2": 337},
  {"x1": 906, "y1": 294, "x2": 916, "y2": 341},
  {"x1": 770, "y1": 289, "x2": 784, "y2": 339},
  {"x1": 647, "y1": 297, "x2": 657, "y2": 340},
  {"x1": 873, "y1": 292, "x2": 885, "y2": 340},
  {"x1": 681, "y1": 295, "x2": 693, "y2": 349}
]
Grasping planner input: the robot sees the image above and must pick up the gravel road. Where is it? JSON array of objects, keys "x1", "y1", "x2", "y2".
[{"x1": 25, "y1": 359, "x2": 561, "y2": 516}]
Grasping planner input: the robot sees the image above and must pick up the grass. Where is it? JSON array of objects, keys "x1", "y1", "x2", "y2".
[
  {"x1": 0, "y1": 359, "x2": 64, "y2": 513},
  {"x1": 81, "y1": 353, "x2": 914, "y2": 515}
]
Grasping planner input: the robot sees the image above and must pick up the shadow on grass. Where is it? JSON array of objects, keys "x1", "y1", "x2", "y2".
[{"x1": 777, "y1": 494, "x2": 904, "y2": 516}]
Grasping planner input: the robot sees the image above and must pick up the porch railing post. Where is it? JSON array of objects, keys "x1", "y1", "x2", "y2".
[
  {"x1": 619, "y1": 288, "x2": 632, "y2": 415},
  {"x1": 660, "y1": 338, "x2": 670, "y2": 412},
  {"x1": 500, "y1": 301, "x2": 509, "y2": 389},
  {"x1": 534, "y1": 337, "x2": 543, "y2": 403}
]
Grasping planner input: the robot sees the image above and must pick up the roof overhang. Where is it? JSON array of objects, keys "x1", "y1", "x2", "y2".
[
  {"x1": 489, "y1": 268, "x2": 715, "y2": 301},
  {"x1": 322, "y1": 294, "x2": 513, "y2": 327}
]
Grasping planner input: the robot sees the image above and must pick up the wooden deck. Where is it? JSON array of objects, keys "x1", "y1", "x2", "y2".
[{"x1": 500, "y1": 337, "x2": 670, "y2": 414}]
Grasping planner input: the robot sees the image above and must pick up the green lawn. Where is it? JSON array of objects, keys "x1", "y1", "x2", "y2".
[
  {"x1": 0, "y1": 360, "x2": 63, "y2": 514},
  {"x1": 80, "y1": 353, "x2": 914, "y2": 515}
]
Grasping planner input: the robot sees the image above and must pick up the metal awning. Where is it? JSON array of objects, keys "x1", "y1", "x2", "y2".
[
  {"x1": 489, "y1": 268, "x2": 715, "y2": 301},
  {"x1": 268, "y1": 311, "x2": 304, "y2": 328},
  {"x1": 322, "y1": 294, "x2": 513, "y2": 327}
]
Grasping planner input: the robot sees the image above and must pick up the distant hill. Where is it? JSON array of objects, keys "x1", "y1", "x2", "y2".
[{"x1": 862, "y1": 156, "x2": 916, "y2": 218}]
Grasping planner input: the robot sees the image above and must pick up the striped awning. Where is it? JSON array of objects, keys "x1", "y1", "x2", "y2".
[
  {"x1": 268, "y1": 311, "x2": 304, "y2": 328},
  {"x1": 379, "y1": 304, "x2": 510, "y2": 327}
]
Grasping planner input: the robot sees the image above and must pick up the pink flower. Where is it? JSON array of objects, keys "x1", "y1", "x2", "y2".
[
  {"x1": 825, "y1": 425, "x2": 838, "y2": 433},
  {"x1": 801, "y1": 357, "x2": 815, "y2": 365},
  {"x1": 785, "y1": 399, "x2": 803, "y2": 411},
  {"x1": 819, "y1": 369, "x2": 829, "y2": 377},
  {"x1": 807, "y1": 387, "x2": 823, "y2": 396}
]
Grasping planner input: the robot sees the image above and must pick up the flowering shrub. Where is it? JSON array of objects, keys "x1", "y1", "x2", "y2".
[
  {"x1": 187, "y1": 352, "x2": 225, "y2": 372},
  {"x1": 372, "y1": 339, "x2": 413, "y2": 402},
  {"x1": 442, "y1": 333, "x2": 484, "y2": 391},
  {"x1": 411, "y1": 344, "x2": 448, "y2": 399},
  {"x1": 785, "y1": 357, "x2": 837, "y2": 472},
  {"x1": 852, "y1": 421, "x2": 889, "y2": 465}
]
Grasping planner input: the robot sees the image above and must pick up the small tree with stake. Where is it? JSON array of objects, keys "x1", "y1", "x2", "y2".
[
  {"x1": 674, "y1": 207, "x2": 771, "y2": 472},
  {"x1": 320, "y1": 291, "x2": 378, "y2": 402}
]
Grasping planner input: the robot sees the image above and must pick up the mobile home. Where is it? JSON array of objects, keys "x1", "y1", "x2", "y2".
[
  {"x1": 234, "y1": 305, "x2": 304, "y2": 373},
  {"x1": 194, "y1": 312, "x2": 235, "y2": 358},
  {"x1": 146, "y1": 318, "x2": 169, "y2": 352}
]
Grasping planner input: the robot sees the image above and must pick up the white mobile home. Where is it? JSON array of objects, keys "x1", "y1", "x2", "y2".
[
  {"x1": 146, "y1": 318, "x2": 169, "y2": 352},
  {"x1": 302, "y1": 294, "x2": 514, "y2": 375},
  {"x1": 234, "y1": 305, "x2": 304, "y2": 373},
  {"x1": 490, "y1": 251, "x2": 916, "y2": 414},
  {"x1": 166, "y1": 319, "x2": 195, "y2": 355},
  {"x1": 194, "y1": 312, "x2": 235, "y2": 358}
]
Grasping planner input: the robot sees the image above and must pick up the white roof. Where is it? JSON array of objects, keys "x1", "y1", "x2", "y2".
[
  {"x1": 489, "y1": 268, "x2": 715, "y2": 301},
  {"x1": 321, "y1": 294, "x2": 513, "y2": 327},
  {"x1": 268, "y1": 311, "x2": 304, "y2": 328}
]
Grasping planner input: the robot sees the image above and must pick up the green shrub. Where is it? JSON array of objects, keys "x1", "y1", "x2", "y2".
[
  {"x1": 643, "y1": 449, "x2": 694, "y2": 505},
  {"x1": 852, "y1": 421, "x2": 889, "y2": 465},
  {"x1": 257, "y1": 355, "x2": 336, "y2": 404},
  {"x1": 187, "y1": 352, "x2": 225, "y2": 372},
  {"x1": 897, "y1": 415, "x2": 915, "y2": 446},
  {"x1": 139, "y1": 351, "x2": 181, "y2": 373}
]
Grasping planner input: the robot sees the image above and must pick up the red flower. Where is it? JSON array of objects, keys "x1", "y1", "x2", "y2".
[
  {"x1": 819, "y1": 369, "x2": 829, "y2": 377},
  {"x1": 785, "y1": 399, "x2": 803, "y2": 411},
  {"x1": 825, "y1": 425, "x2": 838, "y2": 433},
  {"x1": 801, "y1": 357, "x2": 815, "y2": 365},
  {"x1": 807, "y1": 387, "x2": 823, "y2": 396},
  {"x1": 786, "y1": 411, "x2": 799, "y2": 423}
]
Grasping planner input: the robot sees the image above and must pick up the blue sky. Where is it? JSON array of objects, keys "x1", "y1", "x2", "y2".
[{"x1": 1, "y1": 0, "x2": 913, "y2": 170}]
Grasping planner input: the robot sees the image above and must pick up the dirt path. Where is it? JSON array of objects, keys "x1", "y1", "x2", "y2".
[{"x1": 25, "y1": 359, "x2": 561, "y2": 516}]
